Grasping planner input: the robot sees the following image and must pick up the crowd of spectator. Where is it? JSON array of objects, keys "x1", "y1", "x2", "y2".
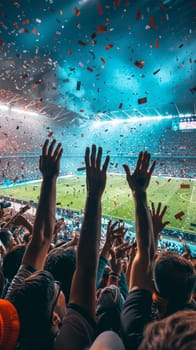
[{"x1": 0, "y1": 139, "x2": 195, "y2": 350}]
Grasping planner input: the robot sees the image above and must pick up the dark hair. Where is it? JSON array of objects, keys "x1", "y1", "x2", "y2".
[
  {"x1": 154, "y1": 252, "x2": 195, "y2": 308},
  {"x1": 138, "y1": 310, "x2": 196, "y2": 350},
  {"x1": 0, "y1": 229, "x2": 13, "y2": 249},
  {"x1": 45, "y1": 246, "x2": 76, "y2": 304},
  {"x1": 2, "y1": 245, "x2": 26, "y2": 280},
  {"x1": 7, "y1": 270, "x2": 55, "y2": 350}
]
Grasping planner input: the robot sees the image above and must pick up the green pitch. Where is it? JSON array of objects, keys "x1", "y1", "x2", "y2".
[{"x1": 0, "y1": 175, "x2": 196, "y2": 235}]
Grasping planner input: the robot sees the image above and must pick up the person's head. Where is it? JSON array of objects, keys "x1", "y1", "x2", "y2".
[
  {"x1": 138, "y1": 310, "x2": 196, "y2": 350},
  {"x1": 96, "y1": 285, "x2": 124, "y2": 335},
  {"x1": 2, "y1": 245, "x2": 26, "y2": 281},
  {"x1": 7, "y1": 270, "x2": 66, "y2": 350},
  {"x1": 45, "y1": 246, "x2": 76, "y2": 304},
  {"x1": 0, "y1": 229, "x2": 15, "y2": 251},
  {"x1": 153, "y1": 252, "x2": 195, "y2": 309}
]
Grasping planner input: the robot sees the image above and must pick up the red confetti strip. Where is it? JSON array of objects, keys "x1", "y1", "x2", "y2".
[
  {"x1": 105, "y1": 44, "x2": 113, "y2": 50},
  {"x1": 125, "y1": 0, "x2": 129, "y2": 7},
  {"x1": 97, "y1": 3, "x2": 104, "y2": 15},
  {"x1": 32, "y1": 27, "x2": 38, "y2": 35},
  {"x1": 150, "y1": 16, "x2": 156, "y2": 29},
  {"x1": 138, "y1": 97, "x2": 147, "y2": 104},
  {"x1": 155, "y1": 38, "x2": 159, "y2": 48},
  {"x1": 180, "y1": 184, "x2": 190, "y2": 189},
  {"x1": 48, "y1": 131, "x2": 53, "y2": 137},
  {"x1": 97, "y1": 25, "x2": 107, "y2": 34},
  {"x1": 22, "y1": 19, "x2": 29, "y2": 25},
  {"x1": 0, "y1": 40, "x2": 3, "y2": 46},
  {"x1": 87, "y1": 67, "x2": 93, "y2": 72},
  {"x1": 74, "y1": 7, "x2": 80, "y2": 16},
  {"x1": 174, "y1": 211, "x2": 185, "y2": 220}
]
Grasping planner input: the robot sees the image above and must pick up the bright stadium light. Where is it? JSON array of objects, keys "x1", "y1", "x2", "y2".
[
  {"x1": 91, "y1": 115, "x2": 173, "y2": 127},
  {"x1": 11, "y1": 107, "x2": 39, "y2": 117},
  {"x1": 0, "y1": 103, "x2": 40, "y2": 117}
]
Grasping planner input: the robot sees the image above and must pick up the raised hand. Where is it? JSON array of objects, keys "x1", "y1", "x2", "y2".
[
  {"x1": 150, "y1": 202, "x2": 170, "y2": 238},
  {"x1": 39, "y1": 139, "x2": 63, "y2": 179},
  {"x1": 85, "y1": 144, "x2": 110, "y2": 197},
  {"x1": 123, "y1": 151, "x2": 156, "y2": 193},
  {"x1": 100, "y1": 220, "x2": 122, "y2": 259}
]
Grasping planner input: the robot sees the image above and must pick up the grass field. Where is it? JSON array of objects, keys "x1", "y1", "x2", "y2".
[{"x1": 0, "y1": 175, "x2": 196, "y2": 235}]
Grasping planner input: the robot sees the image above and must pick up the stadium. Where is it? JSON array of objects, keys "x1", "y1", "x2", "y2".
[{"x1": 0, "y1": 1, "x2": 196, "y2": 349}]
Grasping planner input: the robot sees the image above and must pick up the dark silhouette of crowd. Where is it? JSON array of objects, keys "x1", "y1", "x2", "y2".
[{"x1": 0, "y1": 139, "x2": 195, "y2": 350}]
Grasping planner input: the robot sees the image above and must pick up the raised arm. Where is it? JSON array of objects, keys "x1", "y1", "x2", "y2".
[
  {"x1": 69, "y1": 144, "x2": 109, "y2": 318},
  {"x1": 123, "y1": 151, "x2": 156, "y2": 291},
  {"x1": 22, "y1": 139, "x2": 63, "y2": 270}
]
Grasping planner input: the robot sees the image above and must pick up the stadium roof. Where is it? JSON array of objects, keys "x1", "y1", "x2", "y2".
[{"x1": 0, "y1": 0, "x2": 196, "y2": 125}]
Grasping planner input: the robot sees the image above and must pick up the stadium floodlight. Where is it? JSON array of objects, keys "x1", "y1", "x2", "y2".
[
  {"x1": 0, "y1": 103, "x2": 40, "y2": 117},
  {"x1": 91, "y1": 115, "x2": 173, "y2": 127}
]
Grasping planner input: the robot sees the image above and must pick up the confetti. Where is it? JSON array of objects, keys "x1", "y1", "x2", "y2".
[
  {"x1": 150, "y1": 16, "x2": 156, "y2": 29},
  {"x1": 77, "y1": 167, "x2": 86, "y2": 171},
  {"x1": 155, "y1": 38, "x2": 159, "y2": 48},
  {"x1": 134, "y1": 60, "x2": 144, "y2": 69},
  {"x1": 179, "y1": 43, "x2": 183, "y2": 48},
  {"x1": 100, "y1": 57, "x2": 106, "y2": 64},
  {"x1": 87, "y1": 67, "x2": 93, "y2": 72},
  {"x1": 76, "y1": 81, "x2": 81, "y2": 90},
  {"x1": 48, "y1": 131, "x2": 53, "y2": 137},
  {"x1": 78, "y1": 40, "x2": 87, "y2": 46},
  {"x1": 105, "y1": 44, "x2": 113, "y2": 50},
  {"x1": 74, "y1": 7, "x2": 80, "y2": 16},
  {"x1": 22, "y1": 19, "x2": 29, "y2": 25},
  {"x1": 138, "y1": 97, "x2": 147, "y2": 104},
  {"x1": 119, "y1": 103, "x2": 123, "y2": 109},
  {"x1": 153, "y1": 68, "x2": 160, "y2": 75},
  {"x1": 0, "y1": 40, "x2": 3, "y2": 46},
  {"x1": 180, "y1": 184, "x2": 190, "y2": 189},
  {"x1": 174, "y1": 211, "x2": 185, "y2": 220},
  {"x1": 32, "y1": 27, "x2": 38, "y2": 35},
  {"x1": 97, "y1": 25, "x2": 107, "y2": 34},
  {"x1": 97, "y1": 3, "x2": 104, "y2": 16}
]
